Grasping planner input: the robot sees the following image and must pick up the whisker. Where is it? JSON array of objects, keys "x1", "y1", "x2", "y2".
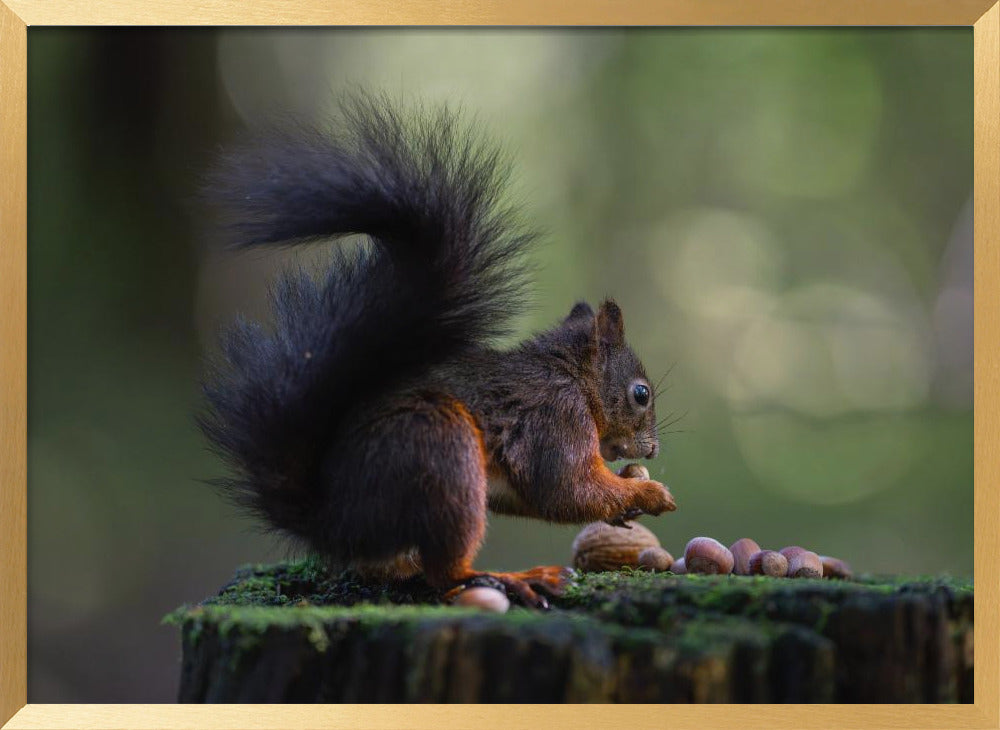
[
  {"x1": 655, "y1": 407, "x2": 687, "y2": 427},
  {"x1": 653, "y1": 362, "x2": 677, "y2": 393},
  {"x1": 654, "y1": 411, "x2": 676, "y2": 429},
  {"x1": 652, "y1": 383, "x2": 673, "y2": 404},
  {"x1": 656, "y1": 409, "x2": 689, "y2": 432},
  {"x1": 657, "y1": 428, "x2": 691, "y2": 437}
]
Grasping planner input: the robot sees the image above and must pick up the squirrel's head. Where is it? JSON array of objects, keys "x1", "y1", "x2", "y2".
[{"x1": 561, "y1": 299, "x2": 660, "y2": 462}]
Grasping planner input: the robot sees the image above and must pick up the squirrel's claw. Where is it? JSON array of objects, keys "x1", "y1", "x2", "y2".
[
  {"x1": 502, "y1": 579, "x2": 549, "y2": 609},
  {"x1": 606, "y1": 507, "x2": 644, "y2": 528},
  {"x1": 452, "y1": 570, "x2": 564, "y2": 610}
]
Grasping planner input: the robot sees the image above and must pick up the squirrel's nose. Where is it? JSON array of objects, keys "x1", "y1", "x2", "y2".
[{"x1": 646, "y1": 443, "x2": 659, "y2": 459}]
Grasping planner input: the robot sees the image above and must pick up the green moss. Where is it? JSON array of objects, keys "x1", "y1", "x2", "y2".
[
  {"x1": 170, "y1": 561, "x2": 974, "y2": 702},
  {"x1": 560, "y1": 570, "x2": 972, "y2": 610},
  {"x1": 170, "y1": 597, "x2": 678, "y2": 672},
  {"x1": 161, "y1": 604, "x2": 190, "y2": 627},
  {"x1": 673, "y1": 614, "x2": 768, "y2": 656},
  {"x1": 166, "y1": 560, "x2": 973, "y2": 664},
  {"x1": 179, "y1": 559, "x2": 973, "y2": 615},
  {"x1": 198, "y1": 556, "x2": 447, "y2": 609},
  {"x1": 551, "y1": 569, "x2": 974, "y2": 639}
]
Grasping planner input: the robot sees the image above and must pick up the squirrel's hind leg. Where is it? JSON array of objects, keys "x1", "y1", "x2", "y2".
[
  {"x1": 339, "y1": 391, "x2": 565, "y2": 609},
  {"x1": 353, "y1": 550, "x2": 422, "y2": 581},
  {"x1": 377, "y1": 395, "x2": 562, "y2": 609}
]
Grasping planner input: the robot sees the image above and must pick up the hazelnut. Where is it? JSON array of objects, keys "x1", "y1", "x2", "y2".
[
  {"x1": 452, "y1": 586, "x2": 510, "y2": 613},
  {"x1": 618, "y1": 463, "x2": 650, "y2": 480},
  {"x1": 637, "y1": 546, "x2": 674, "y2": 572},
  {"x1": 572, "y1": 521, "x2": 661, "y2": 572},
  {"x1": 779, "y1": 546, "x2": 823, "y2": 579},
  {"x1": 683, "y1": 537, "x2": 735, "y2": 575},
  {"x1": 747, "y1": 550, "x2": 788, "y2": 578},
  {"x1": 819, "y1": 555, "x2": 853, "y2": 580},
  {"x1": 729, "y1": 538, "x2": 762, "y2": 575},
  {"x1": 670, "y1": 557, "x2": 687, "y2": 574}
]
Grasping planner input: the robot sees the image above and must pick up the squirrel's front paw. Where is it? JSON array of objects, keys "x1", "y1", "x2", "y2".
[
  {"x1": 605, "y1": 479, "x2": 676, "y2": 527},
  {"x1": 634, "y1": 479, "x2": 676, "y2": 515}
]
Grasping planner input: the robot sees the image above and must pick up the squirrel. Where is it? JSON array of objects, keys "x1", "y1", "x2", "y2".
[{"x1": 199, "y1": 94, "x2": 675, "y2": 608}]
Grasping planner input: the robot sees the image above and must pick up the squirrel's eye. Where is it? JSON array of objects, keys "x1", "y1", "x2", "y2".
[{"x1": 631, "y1": 383, "x2": 650, "y2": 408}]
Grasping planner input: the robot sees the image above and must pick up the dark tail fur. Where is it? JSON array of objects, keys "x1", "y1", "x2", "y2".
[{"x1": 199, "y1": 95, "x2": 534, "y2": 538}]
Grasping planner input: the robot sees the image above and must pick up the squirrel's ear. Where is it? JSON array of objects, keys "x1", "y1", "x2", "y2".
[
  {"x1": 561, "y1": 301, "x2": 598, "y2": 362},
  {"x1": 564, "y1": 301, "x2": 595, "y2": 324},
  {"x1": 597, "y1": 299, "x2": 625, "y2": 347}
]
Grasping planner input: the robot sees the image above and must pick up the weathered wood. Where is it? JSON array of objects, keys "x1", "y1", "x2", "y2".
[{"x1": 166, "y1": 558, "x2": 973, "y2": 702}]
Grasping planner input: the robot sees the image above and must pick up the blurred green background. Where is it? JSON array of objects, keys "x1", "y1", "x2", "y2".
[{"x1": 27, "y1": 28, "x2": 972, "y2": 702}]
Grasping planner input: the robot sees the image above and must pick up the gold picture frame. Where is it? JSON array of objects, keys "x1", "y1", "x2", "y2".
[{"x1": 1, "y1": 1, "x2": 997, "y2": 727}]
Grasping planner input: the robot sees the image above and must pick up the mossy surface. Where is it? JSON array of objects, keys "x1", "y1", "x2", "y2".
[
  {"x1": 558, "y1": 568, "x2": 973, "y2": 627},
  {"x1": 169, "y1": 559, "x2": 974, "y2": 702},
  {"x1": 166, "y1": 557, "x2": 971, "y2": 630},
  {"x1": 194, "y1": 554, "x2": 445, "y2": 608}
]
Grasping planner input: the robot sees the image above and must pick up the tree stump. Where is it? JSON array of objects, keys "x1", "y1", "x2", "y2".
[{"x1": 166, "y1": 558, "x2": 973, "y2": 702}]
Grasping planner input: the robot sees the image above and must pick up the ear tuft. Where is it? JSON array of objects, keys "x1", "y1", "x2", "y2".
[
  {"x1": 597, "y1": 299, "x2": 625, "y2": 346},
  {"x1": 565, "y1": 301, "x2": 595, "y2": 324}
]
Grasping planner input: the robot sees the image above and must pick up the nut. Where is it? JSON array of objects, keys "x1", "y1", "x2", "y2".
[
  {"x1": 670, "y1": 557, "x2": 686, "y2": 574},
  {"x1": 452, "y1": 586, "x2": 510, "y2": 613},
  {"x1": 683, "y1": 537, "x2": 735, "y2": 575},
  {"x1": 779, "y1": 546, "x2": 823, "y2": 579},
  {"x1": 819, "y1": 555, "x2": 853, "y2": 580},
  {"x1": 638, "y1": 546, "x2": 674, "y2": 572},
  {"x1": 619, "y1": 463, "x2": 650, "y2": 480},
  {"x1": 729, "y1": 538, "x2": 762, "y2": 575},
  {"x1": 572, "y1": 521, "x2": 661, "y2": 572},
  {"x1": 748, "y1": 550, "x2": 788, "y2": 577}
]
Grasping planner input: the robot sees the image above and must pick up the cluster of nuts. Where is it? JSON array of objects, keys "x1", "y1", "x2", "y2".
[
  {"x1": 572, "y1": 523, "x2": 852, "y2": 580},
  {"x1": 447, "y1": 522, "x2": 853, "y2": 612}
]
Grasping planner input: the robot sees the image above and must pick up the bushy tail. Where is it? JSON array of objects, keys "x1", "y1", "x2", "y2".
[{"x1": 198, "y1": 95, "x2": 534, "y2": 537}]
